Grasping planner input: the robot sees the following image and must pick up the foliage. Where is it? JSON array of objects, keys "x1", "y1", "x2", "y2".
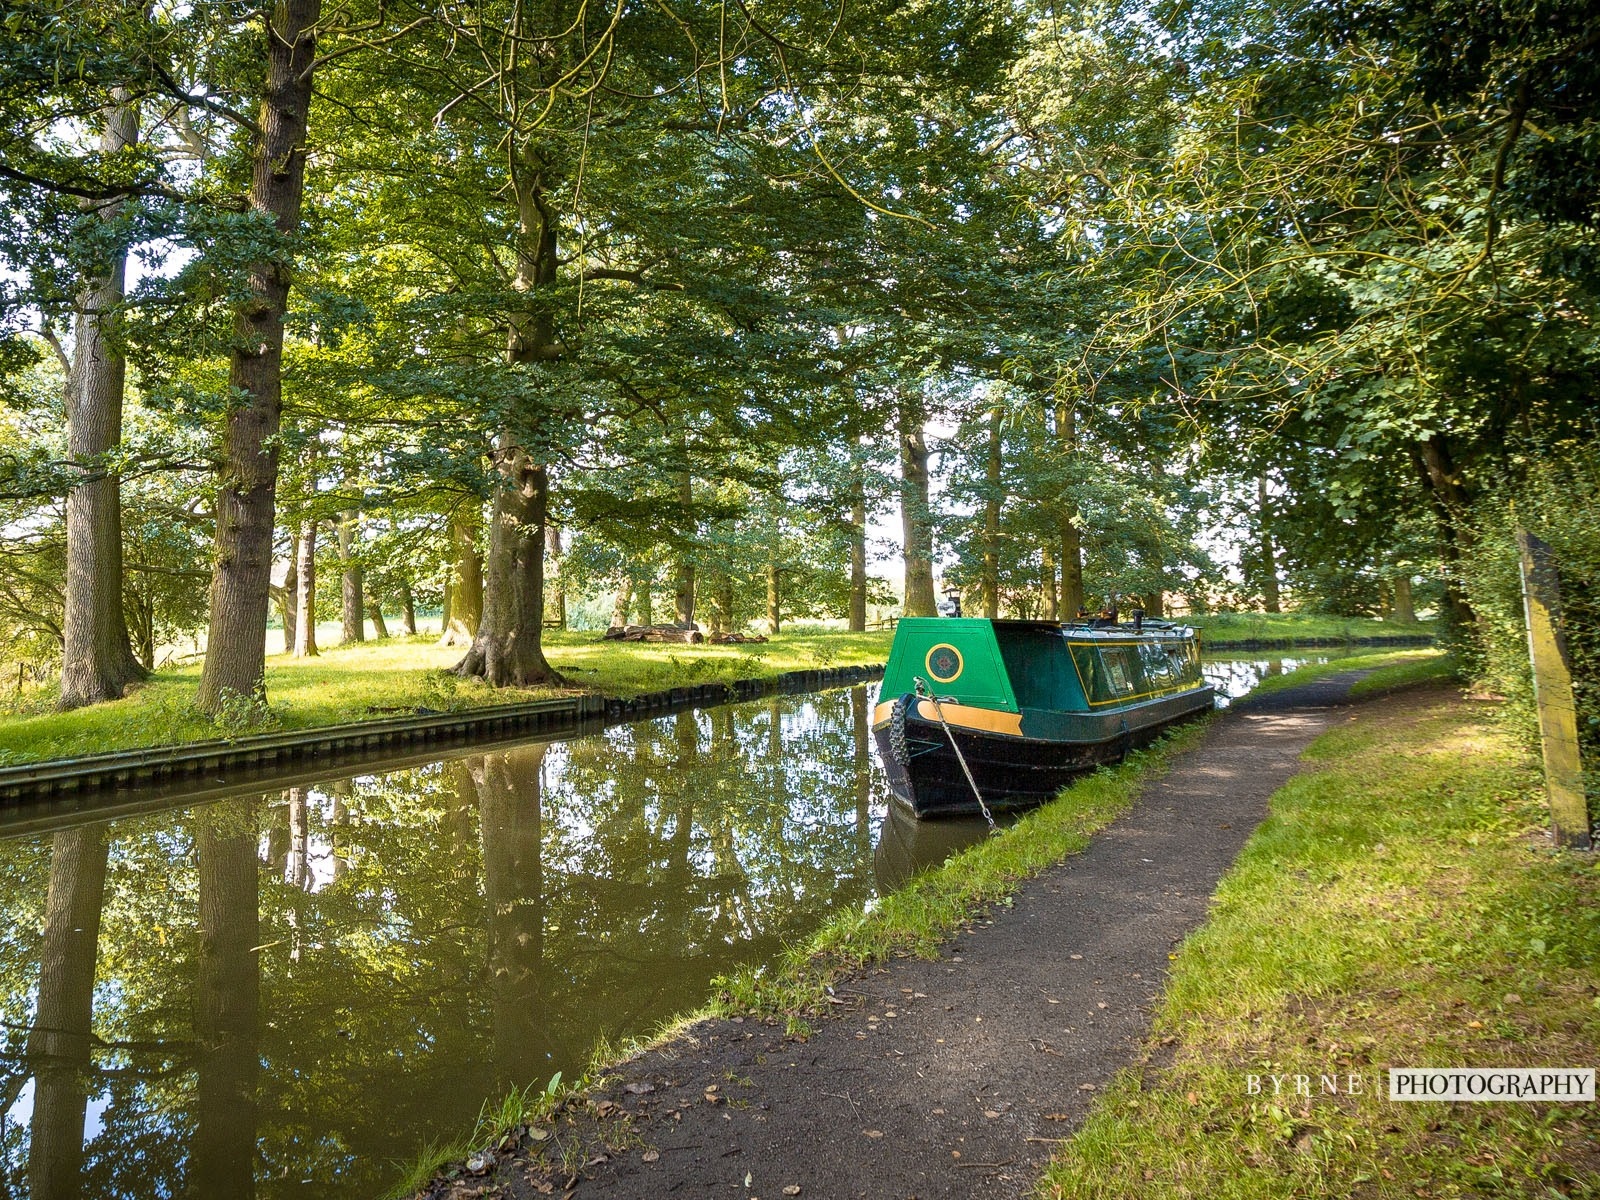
[{"x1": 1459, "y1": 440, "x2": 1600, "y2": 773}]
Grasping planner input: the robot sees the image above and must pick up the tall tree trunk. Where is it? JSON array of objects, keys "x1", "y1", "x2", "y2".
[
  {"x1": 475, "y1": 746, "x2": 551, "y2": 1088},
  {"x1": 59, "y1": 95, "x2": 145, "y2": 710},
  {"x1": 636, "y1": 571, "x2": 653, "y2": 625},
  {"x1": 1143, "y1": 591, "x2": 1165, "y2": 617},
  {"x1": 766, "y1": 558, "x2": 781, "y2": 635},
  {"x1": 1392, "y1": 574, "x2": 1415, "y2": 624},
  {"x1": 1258, "y1": 476, "x2": 1281, "y2": 613},
  {"x1": 711, "y1": 568, "x2": 735, "y2": 636},
  {"x1": 545, "y1": 525, "x2": 566, "y2": 630},
  {"x1": 438, "y1": 507, "x2": 484, "y2": 647},
  {"x1": 982, "y1": 408, "x2": 1001, "y2": 619},
  {"x1": 1413, "y1": 434, "x2": 1477, "y2": 631},
  {"x1": 365, "y1": 594, "x2": 389, "y2": 638},
  {"x1": 28, "y1": 824, "x2": 110, "y2": 1200},
  {"x1": 292, "y1": 519, "x2": 318, "y2": 657},
  {"x1": 849, "y1": 444, "x2": 868, "y2": 632},
  {"x1": 454, "y1": 453, "x2": 558, "y2": 686},
  {"x1": 898, "y1": 404, "x2": 937, "y2": 617},
  {"x1": 276, "y1": 552, "x2": 297, "y2": 655},
  {"x1": 197, "y1": 0, "x2": 321, "y2": 714},
  {"x1": 1041, "y1": 544, "x2": 1058, "y2": 620},
  {"x1": 192, "y1": 800, "x2": 260, "y2": 1199},
  {"x1": 672, "y1": 463, "x2": 695, "y2": 625},
  {"x1": 1056, "y1": 398, "x2": 1084, "y2": 620},
  {"x1": 338, "y1": 510, "x2": 364, "y2": 644},
  {"x1": 399, "y1": 581, "x2": 417, "y2": 635},
  {"x1": 610, "y1": 575, "x2": 631, "y2": 628},
  {"x1": 455, "y1": 141, "x2": 559, "y2": 687}
]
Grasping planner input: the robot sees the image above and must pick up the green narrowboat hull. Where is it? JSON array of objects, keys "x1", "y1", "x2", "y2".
[{"x1": 870, "y1": 618, "x2": 1214, "y2": 818}]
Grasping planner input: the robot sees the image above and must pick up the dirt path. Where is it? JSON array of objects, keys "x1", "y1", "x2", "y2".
[{"x1": 423, "y1": 672, "x2": 1368, "y2": 1200}]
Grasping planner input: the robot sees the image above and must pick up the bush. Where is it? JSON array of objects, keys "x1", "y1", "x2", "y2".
[{"x1": 1461, "y1": 441, "x2": 1600, "y2": 782}]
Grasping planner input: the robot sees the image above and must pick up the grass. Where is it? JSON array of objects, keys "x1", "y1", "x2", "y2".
[
  {"x1": 0, "y1": 629, "x2": 891, "y2": 767},
  {"x1": 1040, "y1": 689, "x2": 1600, "y2": 1200},
  {"x1": 387, "y1": 1070, "x2": 576, "y2": 1199},
  {"x1": 1187, "y1": 612, "x2": 1436, "y2": 646}
]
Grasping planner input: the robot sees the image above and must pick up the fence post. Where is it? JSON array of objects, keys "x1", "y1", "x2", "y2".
[{"x1": 1516, "y1": 529, "x2": 1591, "y2": 850}]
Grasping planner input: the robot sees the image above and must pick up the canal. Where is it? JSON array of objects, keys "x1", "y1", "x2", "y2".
[{"x1": 0, "y1": 653, "x2": 1346, "y2": 1198}]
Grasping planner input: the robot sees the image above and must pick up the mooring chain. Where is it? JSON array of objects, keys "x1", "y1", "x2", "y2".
[{"x1": 912, "y1": 675, "x2": 998, "y2": 834}]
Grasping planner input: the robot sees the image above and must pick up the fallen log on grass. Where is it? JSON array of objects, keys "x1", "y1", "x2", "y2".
[{"x1": 602, "y1": 623, "x2": 705, "y2": 644}]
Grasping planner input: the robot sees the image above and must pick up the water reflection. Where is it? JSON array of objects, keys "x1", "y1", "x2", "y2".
[
  {"x1": 0, "y1": 688, "x2": 894, "y2": 1199},
  {"x1": 1201, "y1": 652, "x2": 1344, "y2": 705},
  {"x1": 874, "y1": 803, "x2": 1003, "y2": 892},
  {"x1": 0, "y1": 659, "x2": 1320, "y2": 1197}
]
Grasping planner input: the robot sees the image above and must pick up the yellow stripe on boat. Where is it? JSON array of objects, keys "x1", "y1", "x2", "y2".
[
  {"x1": 913, "y1": 699, "x2": 1023, "y2": 736},
  {"x1": 872, "y1": 699, "x2": 1024, "y2": 737}
]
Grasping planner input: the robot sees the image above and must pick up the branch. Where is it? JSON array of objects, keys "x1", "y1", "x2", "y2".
[{"x1": 579, "y1": 266, "x2": 685, "y2": 291}]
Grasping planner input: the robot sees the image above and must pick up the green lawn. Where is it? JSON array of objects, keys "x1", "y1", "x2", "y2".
[
  {"x1": 1186, "y1": 611, "x2": 1436, "y2": 644},
  {"x1": 0, "y1": 629, "x2": 892, "y2": 767},
  {"x1": 1041, "y1": 688, "x2": 1600, "y2": 1199}
]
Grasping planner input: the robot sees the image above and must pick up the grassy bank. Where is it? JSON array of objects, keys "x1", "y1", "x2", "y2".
[
  {"x1": 1188, "y1": 612, "x2": 1435, "y2": 645},
  {"x1": 1041, "y1": 688, "x2": 1600, "y2": 1200},
  {"x1": 0, "y1": 630, "x2": 890, "y2": 766}
]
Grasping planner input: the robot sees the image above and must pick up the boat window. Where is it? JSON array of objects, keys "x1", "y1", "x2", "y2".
[
  {"x1": 1168, "y1": 642, "x2": 1200, "y2": 686},
  {"x1": 1098, "y1": 646, "x2": 1144, "y2": 699},
  {"x1": 1140, "y1": 642, "x2": 1176, "y2": 688},
  {"x1": 1067, "y1": 642, "x2": 1104, "y2": 702}
]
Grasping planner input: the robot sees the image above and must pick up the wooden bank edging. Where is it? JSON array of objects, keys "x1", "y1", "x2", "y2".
[{"x1": 0, "y1": 663, "x2": 887, "y2": 809}]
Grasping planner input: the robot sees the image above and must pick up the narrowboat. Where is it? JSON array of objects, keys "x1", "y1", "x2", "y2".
[{"x1": 871, "y1": 617, "x2": 1214, "y2": 819}]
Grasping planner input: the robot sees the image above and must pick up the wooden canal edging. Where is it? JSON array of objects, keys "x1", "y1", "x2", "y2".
[{"x1": 0, "y1": 663, "x2": 887, "y2": 817}]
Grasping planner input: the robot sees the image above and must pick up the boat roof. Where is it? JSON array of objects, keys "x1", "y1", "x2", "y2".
[{"x1": 983, "y1": 619, "x2": 1197, "y2": 639}]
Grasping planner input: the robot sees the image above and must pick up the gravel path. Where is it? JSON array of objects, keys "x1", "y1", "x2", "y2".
[{"x1": 424, "y1": 672, "x2": 1367, "y2": 1200}]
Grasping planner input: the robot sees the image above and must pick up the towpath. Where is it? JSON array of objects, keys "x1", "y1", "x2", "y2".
[{"x1": 420, "y1": 671, "x2": 1368, "y2": 1200}]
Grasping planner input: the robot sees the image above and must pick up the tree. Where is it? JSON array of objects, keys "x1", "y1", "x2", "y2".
[{"x1": 196, "y1": 0, "x2": 322, "y2": 713}]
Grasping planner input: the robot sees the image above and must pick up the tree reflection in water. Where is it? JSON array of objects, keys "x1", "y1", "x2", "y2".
[{"x1": 0, "y1": 685, "x2": 893, "y2": 1200}]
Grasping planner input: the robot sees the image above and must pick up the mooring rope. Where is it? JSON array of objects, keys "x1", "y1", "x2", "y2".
[{"x1": 913, "y1": 675, "x2": 998, "y2": 834}]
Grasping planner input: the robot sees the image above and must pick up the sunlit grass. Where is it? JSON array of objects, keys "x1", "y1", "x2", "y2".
[
  {"x1": 1040, "y1": 694, "x2": 1600, "y2": 1200},
  {"x1": 0, "y1": 630, "x2": 891, "y2": 766}
]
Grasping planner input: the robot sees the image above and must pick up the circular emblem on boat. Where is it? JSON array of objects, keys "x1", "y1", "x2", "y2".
[{"x1": 925, "y1": 643, "x2": 964, "y2": 685}]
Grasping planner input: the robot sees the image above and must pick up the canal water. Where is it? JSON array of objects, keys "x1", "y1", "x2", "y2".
[{"x1": 0, "y1": 654, "x2": 1342, "y2": 1198}]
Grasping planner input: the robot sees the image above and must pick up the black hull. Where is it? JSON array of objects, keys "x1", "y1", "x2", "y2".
[{"x1": 873, "y1": 689, "x2": 1213, "y2": 819}]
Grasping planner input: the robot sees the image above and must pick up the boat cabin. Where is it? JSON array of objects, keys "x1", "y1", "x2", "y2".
[{"x1": 879, "y1": 618, "x2": 1203, "y2": 716}]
